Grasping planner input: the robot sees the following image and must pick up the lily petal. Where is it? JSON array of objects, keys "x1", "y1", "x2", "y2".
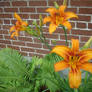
[
  {"x1": 14, "y1": 12, "x2": 22, "y2": 22},
  {"x1": 69, "y1": 69, "x2": 81, "y2": 88},
  {"x1": 80, "y1": 63, "x2": 92, "y2": 73},
  {"x1": 59, "y1": 5, "x2": 66, "y2": 14},
  {"x1": 78, "y1": 49, "x2": 92, "y2": 63},
  {"x1": 71, "y1": 39, "x2": 79, "y2": 55},
  {"x1": 65, "y1": 12, "x2": 78, "y2": 20},
  {"x1": 46, "y1": 7, "x2": 57, "y2": 16},
  {"x1": 54, "y1": 60, "x2": 69, "y2": 72},
  {"x1": 49, "y1": 23, "x2": 57, "y2": 34},
  {"x1": 62, "y1": 21, "x2": 72, "y2": 30},
  {"x1": 10, "y1": 26, "x2": 15, "y2": 33},
  {"x1": 51, "y1": 46, "x2": 71, "y2": 61},
  {"x1": 43, "y1": 16, "x2": 51, "y2": 24}
]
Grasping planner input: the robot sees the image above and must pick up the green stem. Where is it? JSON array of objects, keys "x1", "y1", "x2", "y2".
[
  {"x1": 42, "y1": 88, "x2": 49, "y2": 92},
  {"x1": 63, "y1": 26, "x2": 68, "y2": 46},
  {"x1": 74, "y1": 89, "x2": 78, "y2": 92},
  {"x1": 84, "y1": 72, "x2": 88, "y2": 84}
]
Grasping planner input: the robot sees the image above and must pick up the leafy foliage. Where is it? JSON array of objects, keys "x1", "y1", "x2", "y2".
[{"x1": 0, "y1": 48, "x2": 92, "y2": 92}]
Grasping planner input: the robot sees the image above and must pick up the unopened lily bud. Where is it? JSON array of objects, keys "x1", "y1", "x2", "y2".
[
  {"x1": 54, "y1": 2, "x2": 59, "y2": 9},
  {"x1": 63, "y1": 0, "x2": 67, "y2": 5},
  {"x1": 82, "y1": 36, "x2": 92, "y2": 49}
]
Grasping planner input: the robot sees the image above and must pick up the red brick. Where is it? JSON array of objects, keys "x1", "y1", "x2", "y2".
[
  {"x1": 36, "y1": 49, "x2": 50, "y2": 54},
  {"x1": 37, "y1": 8, "x2": 47, "y2": 13},
  {"x1": 18, "y1": 37, "x2": 32, "y2": 42},
  {"x1": 60, "y1": 35, "x2": 79, "y2": 40},
  {"x1": 19, "y1": 51, "x2": 27, "y2": 56},
  {"x1": 72, "y1": 30, "x2": 92, "y2": 36},
  {"x1": 80, "y1": 36, "x2": 89, "y2": 42},
  {"x1": 0, "y1": 14, "x2": 12, "y2": 18},
  {"x1": 0, "y1": 20, "x2": 3, "y2": 24},
  {"x1": 0, "y1": 8, "x2": 3, "y2": 12},
  {"x1": 4, "y1": 20, "x2": 10, "y2": 24},
  {"x1": 19, "y1": 14, "x2": 29, "y2": 19},
  {"x1": 44, "y1": 33, "x2": 58, "y2": 39},
  {"x1": 48, "y1": 0, "x2": 64, "y2": 6},
  {"x1": 78, "y1": 15, "x2": 91, "y2": 22},
  {"x1": 4, "y1": 35, "x2": 12, "y2": 40},
  {"x1": 29, "y1": 1, "x2": 47, "y2": 6},
  {"x1": 79, "y1": 8, "x2": 92, "y2": 14},
  {"x1": 12, "y1": 1, "x2": 27, "y2": 6},
  {"x1": 4, "y1": 8, "x2": 18, "y2": 12},
  {"x1": 30, "y1": 14, "x2": 39, "y2": 19},
  {"x1": 71, "y1": 0, "x2": 92, "y2": 7},
  {"x1": 0, "y1": 44, "x2": 6, "y2": 48},
  {"x1": 20, "y1": 8, "x2": 35, "y2": 13},
  {"x1": 27, "y1": 43, "x2": 42, "y2": 48},
  {"x1": 7, "y1": 45, "x2": 20, "y2": 50},
  {"x1": 66, "y1": 8, "x2": 77, "y2": 13},
  {"x1": 0, "y1": 39, "x2": 11, "y2": 44},
  {"x1": 77, "y1": 23, "x2": 86, "y2": 28},
  {"x1": 0, "y1": 35, "x2": 3, "y2": 39},
  {"x1": 88, "y1": 23, "x2": 92, "y2": 29},
  {"x1": 0, "y1": 2, "x2": 10, "y2": 6},
  {"x1": 21, "y1": 47, "x2": 34, "y2": 52},
  {"x1": 0, "y1": 30, "x2": 8, "y2": 34},
  {"x1": 12, "y1": 41, "x2": 25, "y2": 46},
  {"x1": 2, "y1": 25, "x2": 11, "y2": 29}
]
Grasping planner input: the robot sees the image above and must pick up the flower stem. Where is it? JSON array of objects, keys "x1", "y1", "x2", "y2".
[
  {"x1": 84, "y1": 72, "x2": 88, "y2": 84},
  {"x1": 63, "y1": 26, "x2": 68, "y2": 46},
  {"x1": 74, "y1": 89, "x2": 78, "y2": 92}
]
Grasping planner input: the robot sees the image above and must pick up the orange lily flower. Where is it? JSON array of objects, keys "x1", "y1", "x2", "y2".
[
  {"x1": 10, "y1": 13, "x2": 28, "y2": 38},
  {"x1": 43, "y1": 5, "x2": 78, "y2": 34},
  {"x1": 51, "y1": 39, "x2": 92, "y2": 88}
]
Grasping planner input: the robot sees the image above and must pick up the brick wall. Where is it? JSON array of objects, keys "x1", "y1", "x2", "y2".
[{"x1": 0, "y1": 0, "x2": 92, "y2": 57}]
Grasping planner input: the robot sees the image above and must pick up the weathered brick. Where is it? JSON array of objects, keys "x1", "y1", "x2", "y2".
[
  {"x1": 0, "y1": 39, "x2": 11, "y2": 44},
  {"x1": 0, "y1": 14, "x2": 12, "y2": 18},
  {"x1": 29, "y1": 1, "x2": 47, "y2": 6},
  {"x1": 0, "y1": 44, "x2": 6, "y2": 48},
  {"x1": 88, "y1": 23, "x2": 92, "y2": 29},
  {"x1": 77, "y1": 23, "x2": 86, "y2": 28},
  {"x1": 80, "y1": 36, "x2": 89, "y2": 42},
  {"x1": 20, "y1": 8, "x2": 35, "y2": 13},
  {"x1": 19, "y1": 51, "x2": 27, "y2": 56},
  {"x1": 36, "y1": 49, "x2": 50, "y2": 54},
  {"x1": 4, "y1": 20, "x2": 10, "y2": 24},
  {"x1": 7, "y1": 45, "x2": 20, "y2": 50},
  {"x1": 71, "y1": 0, "x2": 92, "y2": 7},
  {"x1": 0, "y1": 8, "x2": 3, "y2": 12},
  {"x1": 21, "y1": 47, "x2": 34, "y2": 52},
  {"x1": 27, "y1": 43, "x2": 42, "y2": 48},
  {"x1": 0, "y1": 2, "x2": 10, "y2": 6},
  {"x1": 78, "y1": 15, "x2": 91, "y2": 22},
  {"x1": 18, "y1": 37, "x2": 33, "y2": 42},
  {"x1": 12, "y1": 41, "x2": 25, "y2": 46},
  {"x1": 12, "y1": 1, "x2": 27, "y2": 6},
  {"x1": 72, "y1": 30, "x2": 92, "y2": 36},
  {"x1": 37, "y1": 8, "x2": 47, "y2": 13},
  {"x1": 4, "y1": 8, "x2": 18, "y2": 12},
  {"x1": 79, "y1": 8, "x2": 92, "y2": 14},
  {"x1": 60, "y1": 35, "x2": 79, "y2": 40}
]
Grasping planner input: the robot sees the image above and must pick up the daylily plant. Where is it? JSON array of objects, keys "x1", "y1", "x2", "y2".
[
  {"x1": 10, "y1": 13, "x2": 28, "y2": 38},
  {"x1": 43, "y1": 5, "x2": 78, "y2": 34},
  {"x1": 51, "y1": 39, "x2": 92, "y2": 88},
  {"x1": 8, "y1": 1, "x2": 92, "y2": 92}
]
